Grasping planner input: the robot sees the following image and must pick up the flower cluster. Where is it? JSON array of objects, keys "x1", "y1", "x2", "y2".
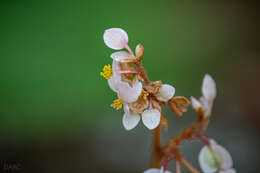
[
  {"x1": 101, "y1": 28, "x2": 236, "y2": 173},
  {"x1": 101, "y1": 28, "x2": 175, "y2": 131}
]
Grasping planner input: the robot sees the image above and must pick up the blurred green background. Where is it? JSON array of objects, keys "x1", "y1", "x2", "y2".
[{"x1": 0, "y1": 0, "x2": 258, "y2": 172}]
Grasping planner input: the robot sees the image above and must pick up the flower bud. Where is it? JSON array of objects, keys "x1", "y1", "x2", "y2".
[{"x1": 135, "y1": 44, "x2": 144, "y2": 60}]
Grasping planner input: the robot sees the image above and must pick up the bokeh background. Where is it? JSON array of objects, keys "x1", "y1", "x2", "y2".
[{"x1": 1, "y1": 0, "x2": 258, "y2": 172}]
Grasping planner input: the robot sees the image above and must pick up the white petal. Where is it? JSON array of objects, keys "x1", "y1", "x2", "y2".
[
  {"x1": 191, "y1": 96, "x2": 202, "y2": 110},
  {"x1": 112, "y1": 59, "x2": 120, "y2": 74},
  {"x1": 122, "y1": 112, "x2": 140, "y2": 131},
  {"x1": 219, "y1": 168, "x2": 236, "y2": 173},
  {"x1": 199, "y1": 96, "x2": 212, "y2": 117},
  {"x1": 103, "y1": 28, "x2": 128, "y2": 50},
  {"x1": 157, "y1": 84, "x2": 175, "y2": 102},
  {"x1": 202, "y1": 74, "x2": 216, "y2": 101},
  {"x1": 110, "y1": 51, "x2": 136, "y2": 62},
  {"x1": 118, "y1": 81, "x2": 142, "y2": 103},
  {"x1": 123, "y1": 104, "x2": 130, "y2": 114},
  {"x1": 212, "y1": 144, "x2": 233, "y2": 170},
  {"x1": 143, "y1": 168, "x2": 171, "y2": 173},
  {"x1": 199, "y1": 145, "x2": 218, "y2": 173},
  {"x1": 108, "y1": 74, "x2": 121, "y2": 92},
  {"x1": 142, "y1": 109, "x2": 161, "y2": 130},
  {"x1": 143, "y1": 168, "x2": 161, "y2": 173}
]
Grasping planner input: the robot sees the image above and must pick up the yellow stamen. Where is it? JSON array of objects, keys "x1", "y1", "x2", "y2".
[
  {"x1": 110, "y1": 98, "x2": 123, "y2": 110},
  {"x1": 100, "y1": 64, "x2": 112, "y2": 80}
]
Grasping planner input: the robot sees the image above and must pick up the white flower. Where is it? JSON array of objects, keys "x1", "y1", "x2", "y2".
[
  {"x1": 191, "y1": 74, "x2": 216, "y2": 117},
  {"x1": 157, "y1": 84, "x2": 175, "y2": 102},
  {"x1": 122, "y1": 104, "x2": 161, "y2": 130},
  {"x1": 122, "y1": 106, "x2": 161, "y2": 131},
  {"x1": 103, "y1": 28, "x2": 128, "y2": 50},
  {"x1": 143, "y1": 167, "x2": 172, "y2": 173},
  {"x1": 199, "y1": 140, "x2": 233, "y2": 173}
]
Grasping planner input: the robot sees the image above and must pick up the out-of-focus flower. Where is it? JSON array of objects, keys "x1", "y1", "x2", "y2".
[
  {"x1": 191, "y1": 74, "x2": 216, "y2": 117},
  {"x1": 199, "y1": 140, "x2": 235, "y2": 173},
  {"x1": 143, "y1": 167, "x2": 172, "y2": 173}
]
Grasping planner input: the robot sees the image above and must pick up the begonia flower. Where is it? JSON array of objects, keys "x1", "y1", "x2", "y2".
[{"x1": 199, "y1": 140, "x2": 234, "y2": 173}]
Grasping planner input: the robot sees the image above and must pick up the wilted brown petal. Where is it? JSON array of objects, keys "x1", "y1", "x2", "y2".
[
  {"x1": 171, "y1": 96, "x2": 191, "y2": 105},
  {"x1": 161, "y1": 114, "x2": 168, "y2": 131},
  {"x1": 143, "y1": 80, "x2": 162, "y2": 95},
  {"x1": 168, "y1": 101, "x2": 182, "y2": 116},
  {"x1": 120, "y1": 62, "x2": 136, "y2": 80}
]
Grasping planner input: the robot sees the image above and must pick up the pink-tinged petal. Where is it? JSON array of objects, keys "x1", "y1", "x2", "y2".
[
  {"x1": 118, "y1": 81, "x2": 142, "y2": 103},
  {"x1": 108, "y1": 60, "x2": 122, "y2": 92},
  {"x1": 110, "y1": 51, "x2": 136, "y2": 62},
  {"x1": 211, "y1": 144, "x2": 233, "y2": 170},
  {"x1": 219, "y1": 168, "x2": 236, "y2": 173},
  {"x1": 142, "y1": 109, "x2": 161, "y2": 130},
  {"x1": 108, "y1": 74, "x2": 121, "y2": 92},
  {"x1": 199, "y1": 145, "x2": 218, "y2": 173},
  {"x1": 122, "y1": 111, "x2": 140, "y2": 131},
  {"x1": 202, "y1": 74, "x2": 216, "y2": 101},
  {"x1": 157, "y1": 84, "x2": 175, "y2": 102},
  {"x1": 112, "y1": 59, "x2": 120, "y2": 74},
  {"x1": 103, "y1": 28, "x2": 128, "y2": 50},
  {"x1": 191, "y1": 96, "x2": 201, "y2": 110},
  {"x1": 143, "y1": 168, "x2": 171, "y2": 173}
]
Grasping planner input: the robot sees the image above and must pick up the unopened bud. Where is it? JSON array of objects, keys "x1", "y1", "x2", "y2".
[{"x1": 135, "y1": 44, "x2": 144, "y2": 60}]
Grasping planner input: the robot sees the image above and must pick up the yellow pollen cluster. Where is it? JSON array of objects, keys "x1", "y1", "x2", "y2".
[
  {"x1": 100, "y1": 64, "x2": 112, "y2": 80},
  {"x1": 110, "y1": 98, "x2": 123, "y2": 110}
]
